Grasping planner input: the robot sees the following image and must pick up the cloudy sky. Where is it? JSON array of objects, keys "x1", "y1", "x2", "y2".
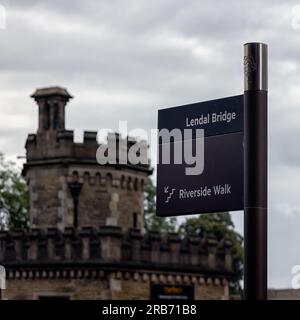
[{"x1": 1, "y1": 0, "x2": 300, "y2": 288}]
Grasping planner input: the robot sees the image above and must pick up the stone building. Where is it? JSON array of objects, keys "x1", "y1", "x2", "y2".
[{"x1": 0, "y1": 87, "x2": 236, "y2": 300}]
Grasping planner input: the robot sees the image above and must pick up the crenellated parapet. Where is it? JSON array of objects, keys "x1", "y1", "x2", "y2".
[
  {"x1": 24, "y1": 130, "x2": 151, "y2": 174},
  {"x1": 24, "y1": 86, "x2": 151, "y2": 176},
  {"x1": 4, "y1": 87, "x2": 236, "y2": 300},
  {"x1": 23, "y1": 87, "x2": 152, "y2": 230},
  {"x1": 23, "y1": 87, "x2": 152, "y2": 231},
  {"x1": 0, "y1": 227, "x2": 234, "y2": 276}
]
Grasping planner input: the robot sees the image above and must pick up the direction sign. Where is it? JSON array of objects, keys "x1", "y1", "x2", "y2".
[
  {"x1": 156, "y1": 95, "x2": 244, "y2": 217},
  {"x1": 151, "y1": 284, "x2": 194, "y2": 300}
]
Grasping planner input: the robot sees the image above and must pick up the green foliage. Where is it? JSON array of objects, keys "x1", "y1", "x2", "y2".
[
  {"x1": 144, "y1": 180, "x2": 177, "y2": 233},
  {"x1": 179, "y1": 212, "x2": 243, "y2": 294},
  {"x1": 0, "y1": 153, "x2": 29, "y2": 231},
  {"x1": 145, "y1": 180, "x2": 244, "y2": 295}
]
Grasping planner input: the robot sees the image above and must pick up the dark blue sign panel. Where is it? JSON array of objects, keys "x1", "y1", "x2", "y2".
[
  {"x1": 156, "y1": 95, "x2": 243, "y2": 217},
  {"x1": 158, "y1": 95, "x2": 243, "y2": 140}
]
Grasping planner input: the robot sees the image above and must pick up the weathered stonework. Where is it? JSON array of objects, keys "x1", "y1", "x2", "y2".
[
  {"x1": 0, "y1": 227, "x2": 233, "y2": 300},
  {"x1": 23, "y1": 87, "x2": 151, "y2": 231},
  {"x1": 3, "y1": 272, "x2": 228, "y2": 300},
  {"x1": 0, "y1": 87, "x2": 237, "y2": 300}
]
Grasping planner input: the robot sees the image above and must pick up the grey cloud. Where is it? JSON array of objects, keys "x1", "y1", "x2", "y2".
[{"x1": 1, "y1": 0, "x2": 300, "y2": 288}]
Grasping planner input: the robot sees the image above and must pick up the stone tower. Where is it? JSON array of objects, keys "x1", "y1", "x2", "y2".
[
  {"x1": 23, "y1": 86, "x2": 152, "y2": 231},
  {"x1": 0, "y1": 87, "x2": 235, "y2": 301}
]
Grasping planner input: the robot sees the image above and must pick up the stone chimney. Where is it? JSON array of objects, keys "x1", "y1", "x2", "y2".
[{"x1": 31, "y1": 86, "x2": 72, "y2": 133}]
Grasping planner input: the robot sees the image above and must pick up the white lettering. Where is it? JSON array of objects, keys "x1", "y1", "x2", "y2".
[
  {"x1": 178, "y1": 184, "x2": 232, "y2": 199},
  {"x1": 186, "y1": 111, "x2": 237, "y2": 128}
]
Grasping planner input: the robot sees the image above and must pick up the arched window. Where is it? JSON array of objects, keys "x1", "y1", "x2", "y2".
[{"x1": 132, "y1": 212, "x2": 138, "y2": 229}]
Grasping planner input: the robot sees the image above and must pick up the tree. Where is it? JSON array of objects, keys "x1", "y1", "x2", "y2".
[
  {"x1": 145, "y1": 181, "x2": 243, "y2": 294},
  {"x1": 144, "y1": 179, "x2": 177, "y2": 232},
  {"x1": 0, "y1": 153, "x2": 29, "y2": 231},
  {"x1": 178, "y1": 212, "x2": 243, "y2": 295}
]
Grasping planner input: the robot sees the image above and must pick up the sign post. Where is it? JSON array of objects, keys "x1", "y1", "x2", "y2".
[
  {"x1": 243, "y1": 42, "x2": 268, "y2": 300},
  {"x1": 0, "y1": 265, "x2": 5, "y2": 300},
  {"x1": 156, "y1": 42, "x2": 268, "y2": 300}
]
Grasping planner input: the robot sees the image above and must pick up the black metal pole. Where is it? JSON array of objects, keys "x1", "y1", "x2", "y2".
[
  {"x1": 0, "y1": 265, "x2": 4, "y2": 300},
  {"x1": 243, "y1": 42, "x2": 268, "y2": 300}
]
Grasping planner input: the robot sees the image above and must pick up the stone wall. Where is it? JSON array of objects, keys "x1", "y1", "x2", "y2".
[
  {"x1": 0, "y1": 227, "x2": 233, "y2": 270},
  {"x1": 6, "y1": 87, "x2": 237, "y2": 300},
  {"x1": 3, "y1": 270, "x2": 229, "y2": 300},
  {"x1": 24, "y1": 131, "x2": 151, "y2": 231},
  {"x1": 0, "y1": 226, "x2": 234, "y2": 300}
]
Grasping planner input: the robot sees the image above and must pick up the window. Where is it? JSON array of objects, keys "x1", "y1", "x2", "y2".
[
  {"x1": 44, "y1": 101, "x2": 50, "y2": 130},
  {"x1": 53, "y1": 102, "x2": 59, "y2": 129},
  {"x1": 132, "y1": 212, "x2": 138, "y2": 229}
]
